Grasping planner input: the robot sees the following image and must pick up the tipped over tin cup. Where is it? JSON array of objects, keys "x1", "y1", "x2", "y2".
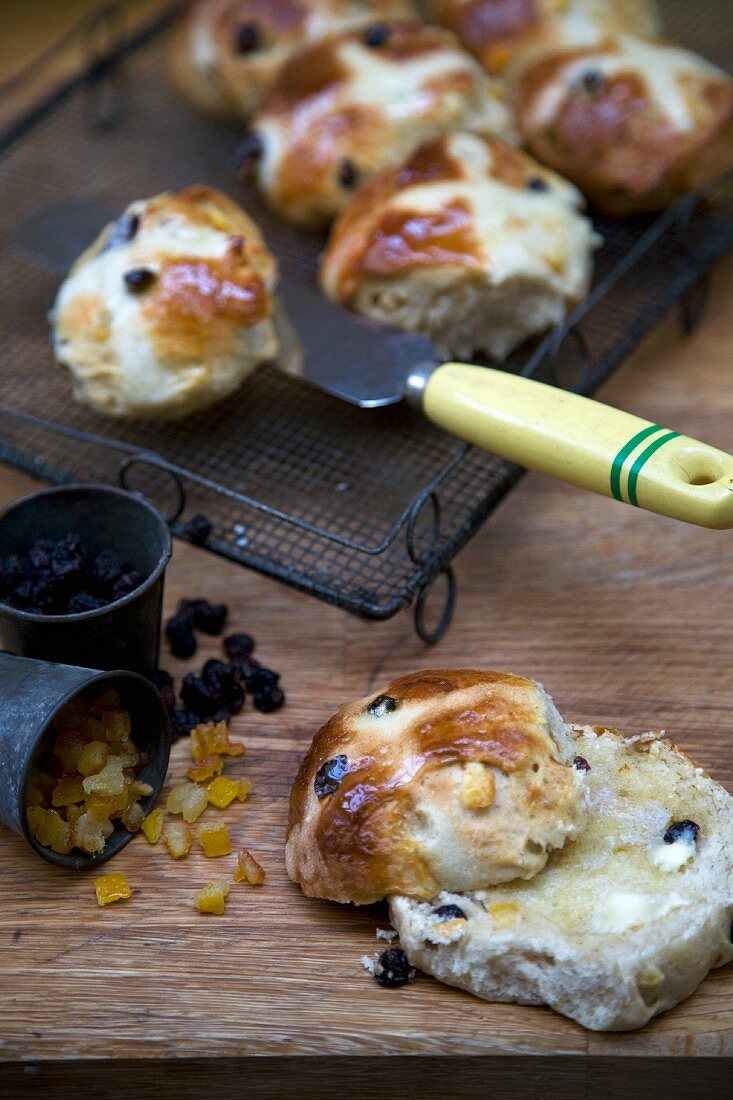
[
  {"x1": 0, "y1": 652, "x2": 170, "y2": 868},
  {"x1": 0, "y1": 483, "x2": 171, "y2": 676}
]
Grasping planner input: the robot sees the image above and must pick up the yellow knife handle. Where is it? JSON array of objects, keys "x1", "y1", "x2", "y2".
[{"x1": 422, "y1": 362, "x2": 733, "y2": 529}]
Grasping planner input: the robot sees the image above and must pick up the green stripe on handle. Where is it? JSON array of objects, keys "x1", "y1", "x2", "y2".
[
  {"x1": 610, "y1": 424, "x2": 667, "y2": 502},
  {"x1": 626, "y1": 431, "x2": 681, "y2": 507}
]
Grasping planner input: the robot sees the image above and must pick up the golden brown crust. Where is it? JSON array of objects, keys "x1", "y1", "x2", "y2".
[
  {"x1": 286, "y1": 669, "x2": 586, "y2": 904},
  {"x1": 515, "y1": 39, "x2": 733, "y2": 216}
]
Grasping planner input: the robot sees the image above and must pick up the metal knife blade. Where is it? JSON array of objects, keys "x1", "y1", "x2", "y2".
[{"x1": 277, "y1": 275, "x2": 439, "y2": 408}]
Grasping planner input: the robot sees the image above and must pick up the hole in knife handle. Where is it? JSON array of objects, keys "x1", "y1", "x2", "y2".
[{"x1": 676, "y1": 449, "x2": 724, "y2": 487}]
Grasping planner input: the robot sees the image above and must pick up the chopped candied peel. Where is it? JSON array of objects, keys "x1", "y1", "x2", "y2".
[
  {"x1": 199, "y1": 821, "x2": 232, "y2": 857},
  {"x1": 487, "y1": 901, "x2": 519, "y2": 930},
  {"x1": 164, "y1": 820, "x2": 192, "y2": 859},
  {"x1": 141, "y1": 807, "x2": 164, "y2": 844},
  {"x1": 460, "y1": 762, "x2": 495, "y2": 810},
  {"x1": 167, "y1": 781, "x2": 207, "y2": 823},
  {"x1": 234, "y1": 847, "x2": 265, "y2": 884},
  {"x1": 190, "y1": 720, "x2": 244, "y2": 762},
  {"x1": 95, "y1": 872, "x2": 132, "y2": 907},
  {"x1": 426, "y1": 918, "x2": 467, "y2": 945},
  {"x1": 236, "y1": 778, "x2": 252, "y2": 802},
  {"x1": 195, "y1": 880, "x2": 229, "y2": 915},
  {"x1": 25, "y1": 690, "x2": 149, "y2": 858},
  {"x1": 206, "y1": 776, "x2": 239, "y2": 809},
  {"x1": 187, "y1": 754, "x2": 223, "y2": 782}
]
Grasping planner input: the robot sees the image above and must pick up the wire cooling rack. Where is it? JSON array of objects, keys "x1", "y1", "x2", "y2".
[{"x1": 0, "y1": 0, "x2": 731, "y2": 642}]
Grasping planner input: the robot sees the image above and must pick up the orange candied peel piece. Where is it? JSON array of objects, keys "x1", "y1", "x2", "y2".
[
  {"x1": 166, "y1": 781, "x2": 207, "y2": 823},
  {"x1": 199, "y1": 821, "x2": 232, "y2": 858},
  {"x1": 190, "y1": 720, "x2": 244, "y2": 762},
  {"x1": 206, "y1": 776, "x2": 239, "y2": 809},
  {"x1": 164, "y1": 820, "x2": 192, "y2": 859},
  {"x1": 195, "y1": 881, "x2": 230, "y2": 915},
  {"x1": 234, "y1": 847, "x2": 266, "y2": 885},
  {"x1": 187, "y1": 754, "x2": 223, "y2": 782},
  {"x1": 95, "y1": 872, "x2": 132, "y2": 907},
  {"x1": 141, "y1": 808, "x2": 164, "y2": 844}
]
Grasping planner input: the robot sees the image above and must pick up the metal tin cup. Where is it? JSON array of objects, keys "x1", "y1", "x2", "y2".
[
  {"x1": 0, "y1": 652, "x2": 170, "y2": 868},
  {"x1": 0, "y1": 483, "x2": 171, "y2": 676}
]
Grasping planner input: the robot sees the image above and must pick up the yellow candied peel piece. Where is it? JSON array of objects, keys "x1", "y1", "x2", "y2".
[
  {"x1": 141, "y1": 807, "x2": 164, "y2": 844},
  {"x1": 51, "y1": 776, "x2": 86, "y2": 807},
  {"x1": 234, "y1": 848, "x2": 266, "y2": 885},
  {"x1": 166, "y1": 781, "x2": 208, "y2": 823},
  {"x1": 236, "y1": 778, "x2": 252, "y2": 802},
  {"x1": 199, "y1": 821, "x2": 232, "y2": 858},
  {"x1": 53, "y1": 729, "x2": 87, "y2": 774},
  {"x1": 77, "y1": 740, "x2": 109, "y2": 777},
  {"x1": 164, "y1": 820, "x2": 192, "y2": 859},
  {"x1": 95, "y1": 872, "x2": 132, "y2": 907},
  {"x1": 460, "y1": 762, "x2": 496, "y2": 811},
  {"x1": 190, "y1": 720, "x2": 244, "y2": 762},
  {"x1": 187, "y1": 754, "x2": 223, "y2": 782},
  {"x1": 27, "y1": 806, "x2": 73, "y2": 855},
  {"x1": 195, "y1": 881, "x2": 230, "y2": 915},
  {"x1": 82, "y1": 756, "x2": 126, "y2": 796},
  {"x1": 206, "y1": 776, "x2": 239, "y2": 809}
]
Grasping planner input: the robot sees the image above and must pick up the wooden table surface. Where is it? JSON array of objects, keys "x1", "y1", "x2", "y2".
[{"x1": 1, "y1": 2, "x2": 733, "y2": 1092}]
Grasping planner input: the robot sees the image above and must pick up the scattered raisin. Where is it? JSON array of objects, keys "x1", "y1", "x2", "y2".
[
  {"x1": 123, "y1": 267, "x2": 156, "y2": 293},
  {"x1": 363, "y1": 24, "x2": 389, "y2": 48},
  {"x1": 573, "y1": 755, "x2": 591, "y2": 772},
  {"x1": 170, "y1": 709, "x2": 200, "y2": 741},
  {"x1": 374, "y1": 948, "x2": 415, "y2": 988},
  {"x1": 663, "y1": 820, "x2": 699, "y2": 845},
  {"x1": 368, "y1": 694, "x2": 397, "y2": 717},
  {"x1": 151, "y1": 668, "x2": 176, "y2": 712},
  {"x1": 181, "y1": 513, "x2": 212, "y2": 546},
  {"x1": 224, "y1": 633, "x2": 255, "y2": 660},
  {"x1": 314, "y1": 755, "x2": 349, "y2": 798},
  {"x1": 235, "y1": 22, "x2": 260, "y2": 53},
  {"x1": 432, "y1": 904, "x2": 466, "y2": 921},
  {"x1": 253, "y1": 687, "x2": 284, "y2": 713},
  {"x1": 193, "y1": 601, "x2": 228, "y2": 635},
  {"x1": 337, "y1": 158, "x2": 359, "y2": 189}
]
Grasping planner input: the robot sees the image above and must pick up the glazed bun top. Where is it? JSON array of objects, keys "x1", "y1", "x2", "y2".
[{"x1": 286, "y1": 669, "x2": 588, "y2": 905}]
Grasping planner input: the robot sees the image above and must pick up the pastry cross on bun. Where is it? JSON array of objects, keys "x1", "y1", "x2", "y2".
[
  {"x1": 167, "y1": 0, "x2": 419, "y2": 120},
  {"x1": 427, "y1": 0, "x2": 661, "y2": 77},
  {"x1": 320, "y1": 131, "x2": 600, "y2": 361},
  {"x1": 515, "y1": 34, "x2": 733, "y2": 216},
  {"x1": 242, "y1": 21, "x2": 516, "y2": 227},
  {"x1": 286, "y1": 669, "x2": 588, "y2": 905},
  {"x1": 51, "y1": 185, "x2": 279, "y2": 419}
]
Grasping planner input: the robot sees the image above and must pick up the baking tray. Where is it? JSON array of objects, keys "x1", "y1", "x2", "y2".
[{"x1": 0, "y1": 0, "x2": 731, "y2": 643}]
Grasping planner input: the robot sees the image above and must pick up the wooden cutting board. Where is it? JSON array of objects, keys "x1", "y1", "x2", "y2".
[{"x1": 1, "y1": 271, "x2": 733, "y2": 1093}]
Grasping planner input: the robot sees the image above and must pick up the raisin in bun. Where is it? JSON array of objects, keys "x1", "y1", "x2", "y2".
[
  {"x1": 320, "y1": 131, "x2": 599, "y2": 361},
  {"x1": 427, "y1": 0, "x2": 660, "y2": 77},
  {"x1": 50, "y1": 186, "x2": 278, "y2": 419},
  {"x1": 515, "y1": 35, "x2": 733, "y2": 216},
  {"x1": 242, "y1": 22, "x2": 516, "y2": 227},
  {"x1": 391, "y1": 726, "x2": 733, "y2": 1031},
  {"x1": 167, "y1": 0, "x2": 418, "y2": 120},
  {"x1": 286, "y1": 670, "x2": 588, "y2": 905}
]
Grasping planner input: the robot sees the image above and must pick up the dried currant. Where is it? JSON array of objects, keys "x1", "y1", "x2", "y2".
[
  {"x1": 368, "y1": 694, "x2": 397, "y2": 717},
  {"x1": 337, "y1": 158, "x2": 359, "y2": 189},
  {"x1": 123, "y1": 267, "x2": 156, "y2": 293},
  {"x1": 432, "y1": 904, "x2": 466, "y2": 921},
  {"x1": 374, "y1": 948, "x2": 415, "y2": 988},
  {"x1": 527, "y1": 176, "x2": 549, "y2": 192},
  {"x1": 314, "y1": 754, "x2": 349, "y2": 798},
  {"x1": 573, "y1": 755, "x2": 591, "y2": 772},
  {"x1": 663, "y1": 820, "x2": 699, "y2": 845},
  {"x1": 106, "y1": 212, "x2": 139, "y2": 250},
  {"x1": 253, "y1": 687, "x2": 284, "y2": 713},
  {"x1": 235, "y1": 22, "x2": 261, "y2": 53},
  {"x1": 364, "y1": 24, "x2": 389, "y2": 48},
  {"x1": 224, "y1": 633, "x2": 255, "y2": 660},
  {"x1": 576, "y1": 69, "x2": 606, "y2": 95},
  {"x1": 235, "y1": 131, "x2": 264, "y2": 171}
]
